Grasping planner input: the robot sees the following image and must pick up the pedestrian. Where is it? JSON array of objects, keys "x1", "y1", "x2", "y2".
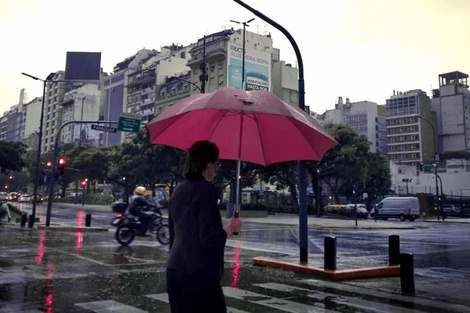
[
  {"x1": 0, "y1": 200, "x2": 11, "y2": 222},
  {"x1": 166, "y1": 140, "x2": 242, "y2": 313}
]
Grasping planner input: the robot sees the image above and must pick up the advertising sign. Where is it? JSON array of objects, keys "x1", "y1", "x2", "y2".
[{"x1": 227, "y1": 43, "x2": 271, "y2": 91}]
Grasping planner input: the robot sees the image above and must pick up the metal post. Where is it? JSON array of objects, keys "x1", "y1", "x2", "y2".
[
  {"x1": 46, "y1": 120, "x2": 119, "y2": 226},
  {"x1": 82, "y1": 185, "x2": 85, "y2": 207},
  {"x1": 389, "y1": 235, "x2": 400, "y2": 265},
  {"x1": 230, "y1": 18, "x2": 254, "y2": 90},
  {"x1": 400, "y1": 253, "x2": 415, "y2": 295},
  {"x1": 85, "y1": 213, "x2": 91, "y2": 227},
  {"x1": 417, "y1": 115, "x2": 439, "y2": 221},
  {"x1": 316, "y1": 169, "x2": 321, "y2": 217},
  {"x1": 79, "y1": 97, "x2": 86, "y2": 147},
  {"x1": 21, "y1": 72, "x2": 56, "y2": 228},
  {"x1": 324, "y1": 236, "x2": 337, "y2": 270},
  {"x1": 233, "y1": 0, "x2": 308, "y2": 264}
]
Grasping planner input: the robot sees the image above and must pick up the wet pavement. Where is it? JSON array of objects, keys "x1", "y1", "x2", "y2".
[{"x1": 1, "y1": 203, "x2": 470, "y2": 312}]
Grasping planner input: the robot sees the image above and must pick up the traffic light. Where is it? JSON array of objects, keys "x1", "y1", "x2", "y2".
[
  {"x1": 58, "y1": 157, "x2": 66, "y2": 175},
  {"x1": 81, "y1": 178, "x2": 88, "y2": 187},
  {"x1": 46, "y1": 160, "x2": 53, "y2": 167}
]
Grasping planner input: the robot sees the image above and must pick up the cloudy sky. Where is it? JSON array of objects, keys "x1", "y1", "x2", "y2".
[{"x1": 1, "y1": 0, "x2": 469, "y2": 115}]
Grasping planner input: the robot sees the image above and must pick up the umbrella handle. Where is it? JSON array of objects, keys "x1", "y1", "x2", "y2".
[{"x1": 233, "y1": 210, "x2": 239, "y2": 235}]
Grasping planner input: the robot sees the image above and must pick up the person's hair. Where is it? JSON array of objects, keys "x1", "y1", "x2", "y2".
[{"x1": 183, "y1": 140, "x2": 219, "y2": 178}]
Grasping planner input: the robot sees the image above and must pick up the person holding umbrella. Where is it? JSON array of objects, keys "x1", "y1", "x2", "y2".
[{"x1": 166, "y1": 140, "x2": 242, "y2": 312}]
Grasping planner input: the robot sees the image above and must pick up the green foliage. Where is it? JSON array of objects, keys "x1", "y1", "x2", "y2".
[
  {"x1": 0, "y1": 141, "x2": 27, "y2": 174},
  {"x1": 306, "y1": 122, "x2": 391, "y2": 205}
]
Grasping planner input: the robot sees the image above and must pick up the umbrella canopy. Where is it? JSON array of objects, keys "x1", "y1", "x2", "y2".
[{"x1": 147, "y1": 87, "x2": 337, "y2": 166}]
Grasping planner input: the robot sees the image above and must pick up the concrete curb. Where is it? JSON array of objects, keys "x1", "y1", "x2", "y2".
[{"x1": 253, "y1": 256, "x2": 400, "y2": 280}]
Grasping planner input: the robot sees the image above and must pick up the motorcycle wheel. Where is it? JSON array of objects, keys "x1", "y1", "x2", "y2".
[
  {"x1": 156, "y1": 224, "x2": 170, "y2": 245},
  {"x1": 115, "y1": 225, "x2": 135, "y2": 246}
]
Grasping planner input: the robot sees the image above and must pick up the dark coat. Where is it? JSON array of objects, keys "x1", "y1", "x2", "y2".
[{"x1": 167, "y1": 176, "x2": 227, "y2": 281}]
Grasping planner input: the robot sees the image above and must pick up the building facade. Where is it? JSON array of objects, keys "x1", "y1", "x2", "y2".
[{"x1": 319, "y1": 97, "x2": 388, "y2": 154}]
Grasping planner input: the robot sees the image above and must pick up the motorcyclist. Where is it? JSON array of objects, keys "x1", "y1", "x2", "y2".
[
  {"x1": 129, "y1": 186, "x2": 156, "y2": 235},
  {"x1": 144, "y1": 189, "x2": 163, "y2": 216}
]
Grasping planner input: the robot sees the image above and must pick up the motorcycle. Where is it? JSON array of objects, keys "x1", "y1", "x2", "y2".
[{"x1": 111, "y1": 201, "x2": 170, "y2": 246}]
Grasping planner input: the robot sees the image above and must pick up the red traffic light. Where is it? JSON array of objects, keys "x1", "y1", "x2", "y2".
[
  {"x1": 81, "y1": 178, "x2": 88, "y2": 186},
  {"x1": 46, "y1": 161, "x2": 53, "y2": 167},
  {"x1": 58, "y1": 158, "x2": 66, "y2": 167}
]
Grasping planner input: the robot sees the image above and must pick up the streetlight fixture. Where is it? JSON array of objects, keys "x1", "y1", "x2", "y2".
[
  {"x1": 230, "y1": 18, "x2": 255, "y2": 90},
  {"x1": 21, "y1": 72, "x2": 56, "y2": 228}
]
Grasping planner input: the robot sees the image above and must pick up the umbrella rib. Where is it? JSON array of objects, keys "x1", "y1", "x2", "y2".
[{"x1": 249, "y1": 112, "x2": 267, "y2": 165}]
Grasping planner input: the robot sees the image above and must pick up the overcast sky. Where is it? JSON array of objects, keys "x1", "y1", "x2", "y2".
[{"x1": 1, "y1": 0, "x2": 469, "y2": 115}]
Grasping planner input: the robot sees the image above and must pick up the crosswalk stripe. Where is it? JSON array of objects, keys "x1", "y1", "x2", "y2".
[
  {"x1": 223, "y1": 286, "x2": 328, "y2": 313},
  {"x1": 145, "y1": 293, "x2": 169, "y2": 303},
  {"x1": 145, "y1": 293, "x2": 248, "y2": 313},
  {"x1": 75, "y1": 300, "x2": 148, "y2": 313},
  {"x1": 255, "y1": 282, "x2": 428, "y2": 313}
]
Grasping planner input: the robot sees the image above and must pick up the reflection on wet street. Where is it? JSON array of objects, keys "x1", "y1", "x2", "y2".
[{"x1": 1, "y1": 217, "x2": 470, "y2": 312}]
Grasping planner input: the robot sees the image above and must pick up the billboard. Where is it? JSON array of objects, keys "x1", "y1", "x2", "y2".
[
  {"x1": 65, "y1": 52, "x2": 101, "y2": 80},
  {"x1": 227, "y1": 43, "x2": 270, "y2": 91}
]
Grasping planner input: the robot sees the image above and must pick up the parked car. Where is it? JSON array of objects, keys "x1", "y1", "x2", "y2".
[
  {"x1": 374, "y1": 197, "x2": 420, "y2": 221},
  {"x1": 345, "y1": 204, "x2": 369, "y2": 219},
  {"x1": 460, "y1": 204, "x2": 470, "y2": 217},
  {"x1": 323, "y1": 204, "x2": 348, "y2": 215},
  {"x1": 18, "y1": 194, "x2": 32, "y2": 203},
  {"x1": 435, "y1": 204, "x2": 461, "y2": 215}
]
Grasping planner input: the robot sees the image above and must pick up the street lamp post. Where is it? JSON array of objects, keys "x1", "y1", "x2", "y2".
[
  {"x1": 79, "y1": 97, "x2": 86, "y2": 147},
  {"x1": 234, "y1": 0, "x2": 308, "y2": 263},
  {"x1": 230, "y1": 18, "x2": 255, "y2": 90},
  {"x1": 417, "y1": 115, "x2": 440, "y2": 220},
  {"x1": 21, "y1": 72, "x2": 56, "y2": 228},
  {"x1": 316, "y1": 169, "x2": 321, "y2": 217}
]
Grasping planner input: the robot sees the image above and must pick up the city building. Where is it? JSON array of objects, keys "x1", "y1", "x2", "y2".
[
  {"x1": 60, "y1": 83, "x2": 102, "y2": 146},
  {"x1": 390, "y1": 71, "x2": 470, "y2": 198},
  {"x1": 386, "y1": 89, "x2": 436, "y2": 165},
  {"x1": 319, "y1": 97, "x2": 388, "y2": 154}
]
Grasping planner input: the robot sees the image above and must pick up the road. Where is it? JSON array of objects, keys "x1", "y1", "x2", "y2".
[{"x1": 1, "y1": 202, "x2": 470, "y2": 312}]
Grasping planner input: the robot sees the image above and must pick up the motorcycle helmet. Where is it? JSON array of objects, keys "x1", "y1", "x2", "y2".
[{"x1": 134, "y1": 186, "x2": 146, "y2": 195}]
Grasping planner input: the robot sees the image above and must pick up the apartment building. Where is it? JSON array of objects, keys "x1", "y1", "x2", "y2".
[
  {"x1": 386, "y1": 89, "x2": 436, "y2": 165},
  {"x1": 390, "y1": 71, "x2": 470, "y2": 197},
  {"x1": 319, "y1": 97, "x2": 388, "y2": 154}
]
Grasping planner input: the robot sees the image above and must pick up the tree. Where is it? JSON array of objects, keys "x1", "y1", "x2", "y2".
[
  {"x1": 308, "y1": 122, "x2": 390, "y2": 205},
  {"x1": 259, "y1": 161, "x2": 298, "y2": 206},
  {"x1": 0, "y1": 141, "x2": 27, "y2": 174}
]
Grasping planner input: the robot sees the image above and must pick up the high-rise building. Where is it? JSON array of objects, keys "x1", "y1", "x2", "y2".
[{"x1": 386, "y1": 89, "x2": 436, "y2": 165}]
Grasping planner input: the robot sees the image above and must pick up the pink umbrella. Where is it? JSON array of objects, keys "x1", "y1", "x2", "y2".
[
  {"x1": 147, "y1": 87, "x2": 337, "y2": 214},
  {"x1": 147, "y1": 87, "x2": 336, "y2": 166}
]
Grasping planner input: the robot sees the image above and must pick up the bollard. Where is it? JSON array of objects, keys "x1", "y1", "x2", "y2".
[
  {"x1": 389, "y1": 235, "x2": 400, "y2": 265},
  {"x1": 400, "y1": 253, "x2": 415, "y2": 295},
  {"x1": 20, "y1": 213, "x2": 27, "y2": 227},
  {"x1": 85, "y1": 213, "x2": 91, "y2": 227},
  {"x1": 27, "y1": 214, "x2": 35, "y2": 228},
  {"x1": 324, "y1": 236, "x2": 337, "y2": 270}
]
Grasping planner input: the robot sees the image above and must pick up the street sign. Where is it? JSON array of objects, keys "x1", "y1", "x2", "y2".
[
  {"x1": 91, "y1": 124, "x2": 117, "y2": 133},
  {"x1": 118, "y1": 113, "x2": 141, "y2": 133}
]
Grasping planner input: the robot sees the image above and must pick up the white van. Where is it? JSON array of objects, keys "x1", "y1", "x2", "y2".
[{"x1": 374, "y1": 197, "x2": 420, "y2": 222}]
